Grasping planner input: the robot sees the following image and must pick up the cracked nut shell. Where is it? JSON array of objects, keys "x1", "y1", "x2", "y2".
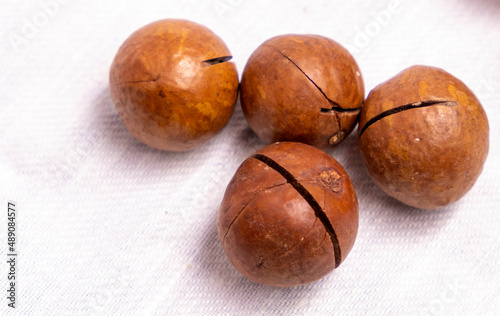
[
  {"x1": 358, "y1": 65, "x2": 489, "y2": 209},
  {"x1": 217, "y1": 142, "x2": 358, "y2": 287},
  {"x1": 240, "y1": 34, "x2": 364, "y2": 149},
  {"x1": 109, "y1": 19, "x2": 239, "y2": 151}
]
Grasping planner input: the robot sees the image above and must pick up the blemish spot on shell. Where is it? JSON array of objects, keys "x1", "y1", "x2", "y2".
[
  {"x1": 257, "y1": 85, "x2": 267, "y2": 99},
  {"x1": 178, "y1": 29, "x2": 187, "y2": 51},
  {"x1": 418, "y1": 81, "x2": 430, "y2": 98},
  {"x1": 318, "y1": 169, "x2": 342, "y2": 192},
  {"x1": 187, "y1": 102, "x2": 216, "y2": 120},
  {"x1": 328, "y1": 131, "x2": 345, "y2": 146}
]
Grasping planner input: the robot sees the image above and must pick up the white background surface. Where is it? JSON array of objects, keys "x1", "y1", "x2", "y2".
[{"x1": 1, "y1": 0, "x2": 499, "y2": 315}]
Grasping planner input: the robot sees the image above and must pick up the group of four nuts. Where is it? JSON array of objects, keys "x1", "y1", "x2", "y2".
[{"x1": 109, "y1": 19, "x2": 489, "y2": 287}]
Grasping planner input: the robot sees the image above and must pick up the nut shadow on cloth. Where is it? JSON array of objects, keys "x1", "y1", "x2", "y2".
[
  {"x1": 188, "y1": 213, "x2": 325, "y2": 314},
  {"x1": 348, "y1": 134, "x2": 460, "y2": 239}
]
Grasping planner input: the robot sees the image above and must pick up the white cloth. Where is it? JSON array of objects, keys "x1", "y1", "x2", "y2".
[{"x1": 1, "y1": 0, "x2": 499, "y2": 315}]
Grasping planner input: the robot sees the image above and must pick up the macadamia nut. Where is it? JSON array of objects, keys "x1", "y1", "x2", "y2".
[
  {"x1": 358, "y1": 65, "x2": 489, "y2": 209},
  {"x1": 217, "y1": 142, "x2": 358, "y2": 287},
  {"x1": 109, "y1": 19, "x2": 239, "y2": 151},
  {"x1": 240, "y1": 34, "x2": 364, "y2": 149}
]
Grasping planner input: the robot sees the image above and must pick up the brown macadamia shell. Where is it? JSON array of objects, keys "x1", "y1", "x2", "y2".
[
  {"x1": 109, "y1": 19, "x2": 239, "y2": 151},
  {"x1": 240, "y1": 34, "x2": 364, "y2": 149},
  {"x1": 217, "y1": 142, "x2": 359, "y2": 287},
  {"x1": 358, "y1": 65, "x2": 489, "y2": 210}
]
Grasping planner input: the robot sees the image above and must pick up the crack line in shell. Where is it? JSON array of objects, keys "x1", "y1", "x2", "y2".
[
  {"x1": 202, "y1": 55, "x2": 233, "y2": 66},
  {"x1": 320, "y1": 106, "x2": 361, "y2": 113},
  {"x1": 111, "y1": 74, "x2": 161, "y2": 86},
  {"x1": 251, "y1": 153, "x2": 342, "y2": 268},
  {"x1": 272, "y1": 47, "x2": 341, "y2": 108},
  {"x1": 358, "y1": 100, "x2": 457, "y2": 137},
  {"x1": 266, "y1": 45, "x2": 361, "y2": 115},
  {"x1": 222, "y1": 182, "x2": 288, "y2": 244}
]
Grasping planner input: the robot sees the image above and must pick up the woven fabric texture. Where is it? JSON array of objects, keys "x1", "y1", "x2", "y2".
[{"x1": 1, "y1": 1, "x2": 499, "y2": 315}]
